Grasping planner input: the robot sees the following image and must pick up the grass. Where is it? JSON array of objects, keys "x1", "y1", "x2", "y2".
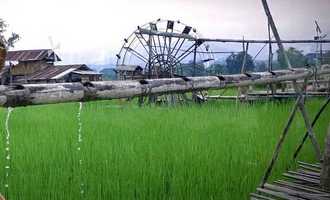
[{"x1": 0, "y1": 99, "x2": 329, "y2": 199}]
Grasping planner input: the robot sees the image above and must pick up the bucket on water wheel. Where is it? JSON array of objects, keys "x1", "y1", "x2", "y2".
[{"x1": 0, "y1": 47, "x2": 7, "y2": 71}]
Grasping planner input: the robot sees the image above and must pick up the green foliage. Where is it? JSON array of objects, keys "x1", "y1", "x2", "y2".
[
  {"x1": 322, "y1": 51, "x2": 330, "y2": 65},
  {"x1": 0, "y1": 18, "x2": 19, "y2": 49},
  {"x1": 276, "y1": 47, "x2": 308, "y2": 69},
  {"x1": 206, "y1": 63, "x2": 227, "y2": 75},
  {"x1": 179, "y1": 62, "x2": 206, "y2": 76},
  {"x1": 0, "y1": 100, "x2": 328, "y2": 199},
  {"x1": 0, "y1": 19, "x2": 7, "y2": 48},
  {"x1": 254, "y1": 60, "x2": 267, "y2": 72},
  {"x1": 225, "y1": 52, "x2": 255, "y2": 74}
]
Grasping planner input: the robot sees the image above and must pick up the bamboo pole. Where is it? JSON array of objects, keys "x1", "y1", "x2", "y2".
[
  {"x1": 293, "y1": 96, "x2": 330, "y2": 160},
  {"x1": 321, "y1": 125, "x2": 330, "y2": 191},
  {"x1": 260, "y1": 95, "x2": 301, "y2": 187},
  {"x1": 292, "y1": 81, "x2": 322, "y2": 161},
  {"x1": 0, "y1": 67, "x2": 328, "y2": 107},
  {"x1": 137, "y1": 29, "x2": 330, "y2": 44},
  {"x1": 261, "y1": 0, "x2": 291, "y2": 69}
]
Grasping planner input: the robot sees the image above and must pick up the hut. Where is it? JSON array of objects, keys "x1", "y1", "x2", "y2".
[
  {"x1": 114, "y1": 65, "x2": 143, "y2": 80},
  {"x1": 6, "y1": 49, "x2": 61, "y2": 73},
  {"x1": 3, "y1": 49, "x2": 102, "y2": 84},
  {"x1": 5, "y1": 49, "x2": 61, "y2": 82},
  {"x1": 26, "y1": 64, "x2": 102, "y2": 84}
]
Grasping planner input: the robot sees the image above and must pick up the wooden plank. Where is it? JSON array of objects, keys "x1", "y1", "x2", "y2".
[
  {"x1": 283, "y1": 173, "x2": 320, "y2": 185},
  {"x1": 298, "y1": 162, "x2": 322, "y2": 169},
  {"x1": 274, "y1": 180, "x2": 328, "y2": 194},
  {"x1": 264, "y1": 183, "x2": 329, "y2": 200},
  {"x1": 287, "y1": 171, "x2": 321, "y2": 180},
  {"x1": 296, "y1": 169, "x2": 321, "y2": 178},
  {"x1": 257, "y1": 187, "x2": 303, "y2": 200},
  {"x1": 299, "y1": 165, "x2": 321, "y2": 173},
  {"x1": 250, "y1": 193, "x2": 276, "y2": 200}
]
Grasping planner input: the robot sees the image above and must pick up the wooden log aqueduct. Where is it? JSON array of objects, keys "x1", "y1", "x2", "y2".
[
  {"x1": 0, "y1": 0, "x2": 329, "y2": 199},
  {"x1": 0, "y1": 66, "x2": 327, "y2": 107}
]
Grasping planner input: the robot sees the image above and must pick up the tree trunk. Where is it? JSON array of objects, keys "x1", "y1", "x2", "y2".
[
  {"x1": 321, "y1": 125, "x2": 330, "y2": 191},
  {"x1": 0, "y1": 47, "x2": 6, "y2": 71}
]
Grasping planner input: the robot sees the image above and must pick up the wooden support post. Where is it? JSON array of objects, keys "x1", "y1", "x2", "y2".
[
  {"x1": 260, "y1": 78, "x2": 324, "y2": 187},
  {"x1": 192, "y1": 42, "x2": 198, "y2": 103},
  {"x1": 267, "y1": 21, "x2": 273, "y2": 72},
  {"x1": 261, "y1": 0, "x2": 292, "y2": 69},
  {"x1": 241, "y1": 41, "x2": 249, "y2": 74},
  {"x1": 292, "y1": 81, "x2": 322, "y2": 161},
  {"x1": 321, "y1": 125, "x2": 330, "y2": 191},
  {"x1": 147, "y1": 36, "x2": 152, "y2": 79},
  {"x1": 237, "y1": 40, "x2": 249, "y2": 102},
  {"x1": 193, "y1": 42, "x2": 197, "y2": 77},
  {"x1": 296, "y1": 100, "x2": 322, "y2": 161},
  {"x1": 293, "y1": 96, "x2": 330, "y2": 160},
  {"x1": 260, "y1": 95, "x2": 301, "y2": 187}
]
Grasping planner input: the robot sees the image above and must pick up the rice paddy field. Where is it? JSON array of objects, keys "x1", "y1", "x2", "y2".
[{"x1": 0, "y1": 98, "x2": 329, "y2": 199}]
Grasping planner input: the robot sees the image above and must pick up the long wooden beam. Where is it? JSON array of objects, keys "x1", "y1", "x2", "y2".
[
  {"x1": 321, "y1": 125, "x2": 330, "y2": 191},
  {"x1": 261, "y1": 0, "x2": 292, "y2": 69},
  {"x1": 199, "y1": 38, "x2": 330, "y2": 44},
  {"x1": 0, "y1": 66, "x2": 329, "y2": 107},
  {"x1": 137, "y1": 28, "x2": 330, "y2": 44}
]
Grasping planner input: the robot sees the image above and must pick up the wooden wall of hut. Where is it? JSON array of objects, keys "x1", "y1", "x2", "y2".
[{"x1": 11, "y1": 60, "x2": 49, "y2": 76}]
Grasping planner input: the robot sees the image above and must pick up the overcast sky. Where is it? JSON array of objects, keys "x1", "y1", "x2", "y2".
[{"x1": 1, "y1": 0, "x2": 329, "y2": 66}]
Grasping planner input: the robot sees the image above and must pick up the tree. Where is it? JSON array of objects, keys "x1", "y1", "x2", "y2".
[
  {"x1": 206, "y1": 63, "x2": 227, "y2": 75},
  {"x1": 0, "y1": 18, "x2": 20, "y2": 84},
  {"x1": 255, "y1": 60, "x2": 267, "y2": 72},
  {"x1": 322, "y1": 51, "x2": 330, "y2": 65},
  {"x1": 0, "y1": 19, "x2": 19, "y2": 49},
  {"x1": 276, "y1": 47, "x2": 308, "y2": 68},
  {"x1": 179, "y1": 60, "x2": 206, "y2": 76},
  {"x1": 225, "y1": 52, "x2": 255, "y2": 74}
]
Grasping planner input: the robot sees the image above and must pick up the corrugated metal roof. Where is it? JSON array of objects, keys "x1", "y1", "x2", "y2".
[
  {"x1": 72, "y1": 70, "x2": 102, "y2": 75},
  {"x1": 6, "y1": 49, "x2": 62, "y2": 62},
  {"x1": 28, "y1": 64, "x2": 91, "y2": 80},
  {"x1": 51, "y1": 68, "x2": 77, "y2": 79},
  {"x1": 115, "y1": 65, "x2": 143, "y2": 72}
]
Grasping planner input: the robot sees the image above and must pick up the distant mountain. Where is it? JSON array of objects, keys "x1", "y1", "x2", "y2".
[
  {"x1": 89, "y1": 64, "x2": 115, "y2": 72},
  {"x1": 100, "y1": 68, "x2": 117, "y2": 80},
  {"x1": 214, "y1": 58, "x2": 227, "y2": 65}
]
